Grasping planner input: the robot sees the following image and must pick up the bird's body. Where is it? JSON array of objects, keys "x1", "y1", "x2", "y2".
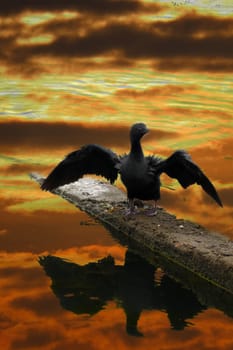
[
  {"x1": 121, "y1": 158, "x2": 160, "y2": 201},
  {"x1": 41, "y1": 123, "x2": 223, "y2": 214},
  {"x1": 120, "y1": 143, "x2": 161, "y2": 204}
]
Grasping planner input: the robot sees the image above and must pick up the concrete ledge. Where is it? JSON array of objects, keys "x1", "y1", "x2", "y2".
[{"x1": 30, "y1": 173, "x2": 233, "y2": 294}]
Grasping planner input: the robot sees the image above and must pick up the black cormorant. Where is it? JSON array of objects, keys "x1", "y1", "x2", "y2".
[{"x1": 41, "y1": 123, "x2": 222, "y2": 215}]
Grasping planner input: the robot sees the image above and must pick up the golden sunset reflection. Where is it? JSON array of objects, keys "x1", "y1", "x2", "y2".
[
  {"x1": 0, "y1": 250, "x2": 233, "y2": 350},
  {"x1": 0, "y1": 0, "x2": 233, "y2": 349}
]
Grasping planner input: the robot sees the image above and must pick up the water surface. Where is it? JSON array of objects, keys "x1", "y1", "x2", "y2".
[{"x1": 0, "y1": 1, "x2": 233, "y2": 348}]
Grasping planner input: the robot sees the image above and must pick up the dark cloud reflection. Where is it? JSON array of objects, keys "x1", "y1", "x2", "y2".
[
  {"x1": 0, "y1": 120, "x2": 179, "y2": 152},
  {"x1": 0, "y1": 1, "x2": 233, "y2": 75}
]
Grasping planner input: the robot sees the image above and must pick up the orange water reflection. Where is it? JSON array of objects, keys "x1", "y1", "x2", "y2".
[
  {"x1": 1, "y1": 1, "x2": 233, "y2": 348},
  {"x1": 0, "y1": 251, "x2": 233, "y2": 350},
  {"x1": 0, "y1": 116, "x2": 232, "y2": 349}
]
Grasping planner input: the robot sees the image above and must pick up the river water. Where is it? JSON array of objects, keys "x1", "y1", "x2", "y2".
[{"x1": 0, "y1": 71, "x2": 233, "y2": 349}]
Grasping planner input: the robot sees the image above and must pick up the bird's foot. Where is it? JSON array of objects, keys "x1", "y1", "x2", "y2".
[
  {"x1": 124, "y1": 199, "x2": 138, "y2": 217},
  {"x1": 144, "y1": 207, "x2": 158, "y2": 217},
  {"x1": 124, "y1": 208, "x2": 138, "y2": 217}
]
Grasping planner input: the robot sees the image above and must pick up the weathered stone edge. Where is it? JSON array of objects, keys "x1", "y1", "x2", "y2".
[{"x1": 30, "y1": 173, "x2": 233, "y2": 294}]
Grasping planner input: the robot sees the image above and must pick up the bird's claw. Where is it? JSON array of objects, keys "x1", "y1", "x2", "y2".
[
  {"x1": 124, "y1": 208, "x2": 138, "y2": 217},
  {"x1": 144, "y1": 207, "x2": 158, "y2": 217}
]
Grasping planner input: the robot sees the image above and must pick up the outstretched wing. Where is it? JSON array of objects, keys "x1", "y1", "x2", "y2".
[
  {"x1": 41, "y1": 144, "x2": 120, "y2": 191},
  {"x1": 153, "y1": 150, "x2": 223, "y2": 207}
]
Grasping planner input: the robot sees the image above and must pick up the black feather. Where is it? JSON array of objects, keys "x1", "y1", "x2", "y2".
[
  {"x1": 153, "y1": 150, "x2": 223, "y2": 207},
  {"x1": 41, "y1": 123, "x2": 222, "y2": 209},
  {"x1": 41, "y1": 144, "x2": 119, "y2": 191}
]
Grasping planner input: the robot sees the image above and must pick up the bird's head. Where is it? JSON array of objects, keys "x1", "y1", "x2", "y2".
[{"x1": 130, "y1": 123, "x2": 149, "y2": 142}]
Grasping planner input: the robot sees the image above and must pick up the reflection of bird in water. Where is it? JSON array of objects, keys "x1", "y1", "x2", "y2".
[
  {"x1": 39, "y1": 252, "x2": 205, "y2": 336},
  {"x1": 41, "y1": 123, "x2": 222, "y2": 215}
]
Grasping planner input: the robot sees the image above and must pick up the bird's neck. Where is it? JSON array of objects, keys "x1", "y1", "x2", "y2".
[{"x1": 130, "y1": 138, "x2": 144, "y2": 160}]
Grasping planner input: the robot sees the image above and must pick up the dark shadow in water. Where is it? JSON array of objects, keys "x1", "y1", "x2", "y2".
[{"x1": 39, "y1": 251, "x2": 206, "y2": 337}]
